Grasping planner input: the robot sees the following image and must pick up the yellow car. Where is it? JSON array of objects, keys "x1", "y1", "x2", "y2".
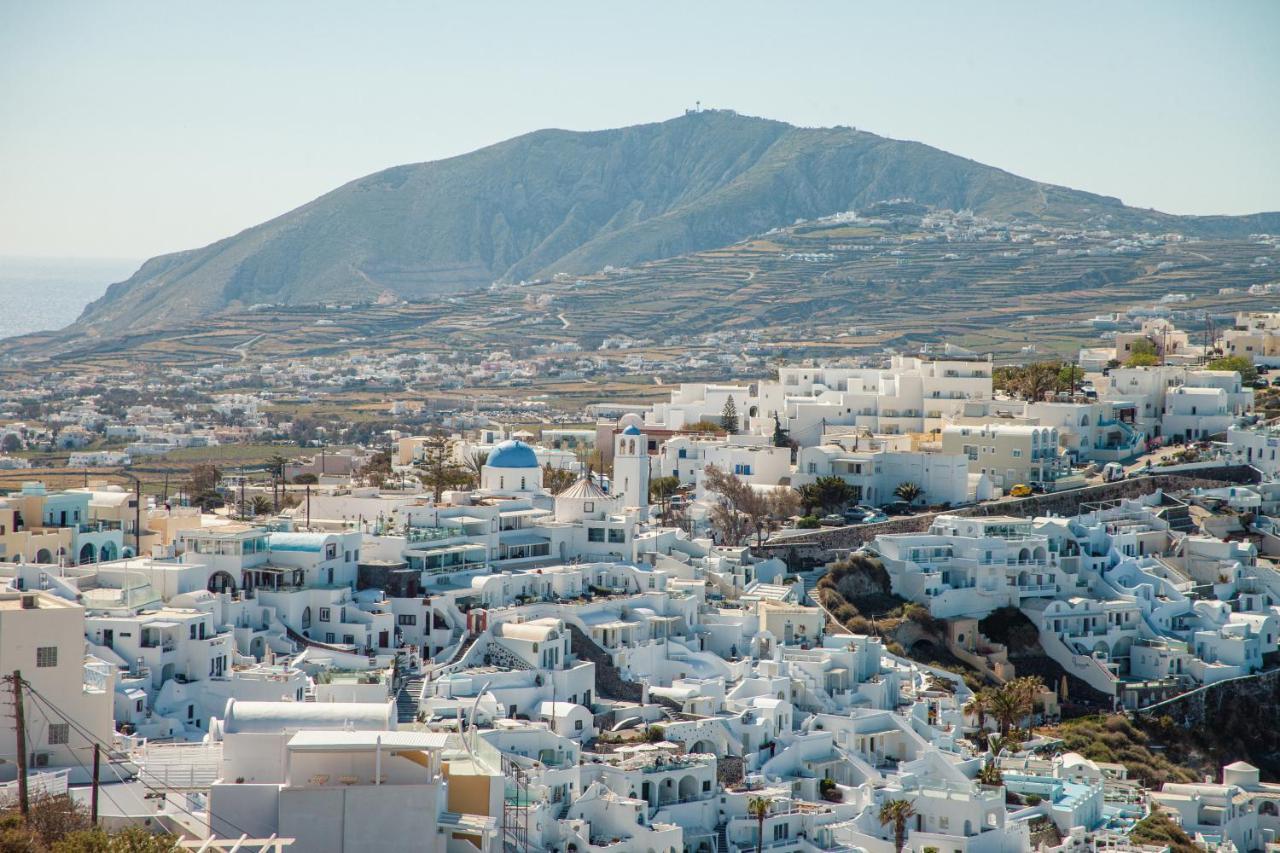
[{"x1": 1009, "y1": 484, "x2": 1033, "y2": 498}]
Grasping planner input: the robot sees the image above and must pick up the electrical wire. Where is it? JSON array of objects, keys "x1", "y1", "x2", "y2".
[{"x1": 20, "y1": 682, "x2": 257, "y2": 840}]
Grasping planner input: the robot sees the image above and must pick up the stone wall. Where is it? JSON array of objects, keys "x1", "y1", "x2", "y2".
[{"x1": 756, "y1": 466, "x2": 1260, "y2": 567}]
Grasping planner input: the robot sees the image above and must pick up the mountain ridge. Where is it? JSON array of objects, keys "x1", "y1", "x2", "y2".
[{"x1": 68, "y1": 110, "x2": 1280, "y2": 338}]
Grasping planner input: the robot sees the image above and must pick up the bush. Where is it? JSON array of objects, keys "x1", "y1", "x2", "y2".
[
  {"x1": 1024, "y1": 794, "x2": 1042, "y2": 806},
  {"x1": 796, "y1": 515, "x2": 820, "y2": 529}
]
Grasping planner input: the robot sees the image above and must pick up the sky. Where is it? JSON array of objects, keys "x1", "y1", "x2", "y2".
[{"x1": 1, "y1": 0, "x2": 1278, "y2": 261}]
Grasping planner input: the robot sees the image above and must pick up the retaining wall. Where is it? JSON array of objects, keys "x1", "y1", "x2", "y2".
[{"x1": 755, "y1": 466, "x2": 1260, "y2": 567}]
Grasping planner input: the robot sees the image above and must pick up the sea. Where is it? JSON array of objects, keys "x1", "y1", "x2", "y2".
[{"x1": 0, "y1": 256, "x2": 141, "y2": 340}]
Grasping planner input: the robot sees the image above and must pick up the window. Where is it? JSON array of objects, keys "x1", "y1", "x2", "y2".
[
  {"x1": 1011, "y1": 449, "x2": 1022, "y2": 458},
  {"x1": 583, "y1": 501, "x2": 594, "y2": 513},
  {"x1": 773, "y1": 824, "x2": 789, "y2": 841},
  {"x1": 319, "y1": 607, "x2": 331, "y2": 622},
  {"x1": 343, "y1": 634, "x2": 355, "y2": 645},
  {"x1": 325, "y1": 543, "x2": 337, "y2": 560},
  {"x1": 325, "y1": 632, "x2": 335, "y2": 644},
  {"x1": 574, "y1": 719, "x2": 584, "y2": 731},
  {"x1": 398, "y1": 614, "x2": 417, "y2": 626},
  {"x1": 47, "y1": 723, "x2": 68, "y2": 745},
  {"x1": 36, "y1": 647, "x2": 57, "y2": 668},
  {"x1": 607, "y1": 528, "x2": 626, "y2": 543},
  {"x1": 588, "y1": 528, "x2": 605, "y2": 543}
]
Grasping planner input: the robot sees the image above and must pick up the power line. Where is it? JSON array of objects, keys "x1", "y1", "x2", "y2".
[
  {"x1": 19, "y1": 682, "x2": 257, "y2": 840},
  {"x1": 21, "y1": 687, "x2": 125, "y2": 819}
]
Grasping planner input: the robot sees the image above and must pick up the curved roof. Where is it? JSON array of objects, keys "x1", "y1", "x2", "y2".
[
  {"x1": 487, "y1": 439, "x2": 539, "y2": 469},
  {"x1": 558, "y1": 477, "x2": 609, "y2": 500},
  {"x1": 222, "y1": 699, "x2": 394, "y2": 733},
  {"x1": 621, "y1": 424, "x2": 643, "y2": 436}
]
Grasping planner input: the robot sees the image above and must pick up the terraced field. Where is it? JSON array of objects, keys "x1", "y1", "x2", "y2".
[{"x1": 4, "y1": 219, "x2": 1278, "y2": 382}]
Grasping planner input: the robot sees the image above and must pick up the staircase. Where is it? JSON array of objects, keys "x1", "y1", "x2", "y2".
[
  {"x1": 396, "y1": 675, "x2": 425, "y2": 723},
  {"x1": 715, "y1": 822, "x2": 729, "y2": 853}
]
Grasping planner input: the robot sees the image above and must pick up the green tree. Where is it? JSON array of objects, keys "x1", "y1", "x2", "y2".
[
  {"x1": 462, "y1": 450, "x2": 489, "y2": 485},
  {"x1": 720, "y1": 396, "x2": 739, "y2": 434},
  {"x1": 250, "y1": 495, "x2": 273, "y2": 516},
  {"x1": 292, "y1": 472, "x2": 318, "y2": 485},
  {"x1": 649, "y1": 475, "x2": 681, "y2": 518},
  {"x1": 798, "y1": 476, "x2": 857, "y2": 513},
  {"x1": 963, "y1": 689, "x2": 992, "y2": 732},
  {"x1": 878, "y1": 798, "x2": 917, "y2": 853},
  {"x1": 1126, "y1": 338, "x2": 1159, "y2": 367},
  {"x1": 893, "y1": 482, "x2": 923, "y2": 505},
  {"x1": 414, "y1": 432, "x2": 468, "y2": 502},
  {"x1": 747, "y1": 796, "x2": 772, "y2": 853},
  {"x1": 770, "y1": 414, "x2": 791, "y2": 448},
  {"x1": 1, "y1": 433, "x2": 21, "y2": 453},
  {"x1": 543, "y1": 463, "x2": 577, "y2": 494},
  {"x1": 1206, "y1": 354, "x2": 1258, "y2": 383}
]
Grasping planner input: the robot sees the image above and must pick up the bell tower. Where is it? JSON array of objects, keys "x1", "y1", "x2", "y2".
[{"x1": 613, "y1": 421, "x2": 650, "y2": 511}]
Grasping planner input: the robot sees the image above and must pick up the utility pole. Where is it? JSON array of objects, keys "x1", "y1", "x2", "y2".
[
  {"x1": 134, "y1": 479, "x2": 142, "y2": 558},
  {"x1": 91, "y1": 743, "x2": 101, "y2": 825},
  {"x1": 11, "y1": 670, "x2": 28, "y2": 817},
  {"x1": 306, "y1": 484, "x2": 312, "y2": 529},
  {"x1": 239, "y1": 477, "x2": 247, "y2": 520}
]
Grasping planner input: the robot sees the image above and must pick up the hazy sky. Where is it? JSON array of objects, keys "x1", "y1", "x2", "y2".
[{"x1": 2, "y1": 0, "x2": 1278, "y2": 260}]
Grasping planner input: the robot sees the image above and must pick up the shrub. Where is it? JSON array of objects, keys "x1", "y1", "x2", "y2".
[{"x1": 796, "y1": 515, "x2": 820, "y2": 529}]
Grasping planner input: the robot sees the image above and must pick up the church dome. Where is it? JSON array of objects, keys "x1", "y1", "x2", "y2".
[
  {"x1": 487, "y1": 439, "x2": 539, "y2": 468},
  {"x1": 621, "y1": 424, "x2": 643, "y2": 436}
]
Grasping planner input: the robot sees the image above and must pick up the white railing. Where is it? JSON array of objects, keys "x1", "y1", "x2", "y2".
[{"x1": 0, "y1": 769, "x2": 70, "y2": 806}]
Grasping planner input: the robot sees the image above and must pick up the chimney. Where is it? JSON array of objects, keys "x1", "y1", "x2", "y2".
[{"x1": 20, "y1": 593, "x2": 37, "y2": 609}]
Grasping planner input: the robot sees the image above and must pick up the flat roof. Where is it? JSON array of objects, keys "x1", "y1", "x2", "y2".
[{"x1": 287, "y1": 730, "x2": 451, "y2": 752}]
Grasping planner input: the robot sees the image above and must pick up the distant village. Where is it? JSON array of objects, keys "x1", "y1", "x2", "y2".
[{"x1": 4, "y1": 306, "x2": 1280, "y2": 853}]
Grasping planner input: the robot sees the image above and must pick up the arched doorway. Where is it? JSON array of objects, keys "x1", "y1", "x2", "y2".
[
  {"x1": 34, "y1": 549, "x2": 52, "y2": 564},
  {"x1": 207, "y1": 571, "x2": 236, "y2": 594},
  {"x1": 677, "y1": 775, "x2": 698, "y2": 802},
  {"x1": 690, "y1": 739, "x2": 718, "y2": 757},
  {"x1": 99, "y1": 541, "x2": 119, "y2": 561},
  {"x1": 78, "y1": 543, "x2": 96, "y2": 564}
]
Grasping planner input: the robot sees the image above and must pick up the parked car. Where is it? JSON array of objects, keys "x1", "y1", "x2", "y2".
[
  {"x1": 883, "y1": 501, "x2": 913, "y2": 516},
  {"x1": 1009, "y1": 483, "x2": 1033, "y2": 498},
  {"x1": 819, "y1": 513, "x2": 846, "y2": 527}
]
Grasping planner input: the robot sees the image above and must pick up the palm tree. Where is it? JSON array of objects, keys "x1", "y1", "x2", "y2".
[
  {"x1": 250, "y1": 495, "x2": 273, "y2": 517},
  {"x1": 977, "y1": 760, "x2": 1004, "y2": 787},
  {"x1": 893, "y1": 481, "x2": 923, "y2": 505},
  {"x1": 988, "y1": 685, "x2": 1027, "y2": 739},
  {"x1": 462, "y1": 450, "x2": 489, "y2": 485},
  {"x1": 963, "y1": 689, "x2": 992, "y2": 733},
  {"x1": 878, "y1": 798, "x2": 917, "y2": 853},
  {"x1": 747, "y1": 796, "x2": 771, "y2": 853},
  {"x1": 1008, "y1": 675, "x2": 1045, "y2": 732},
  {"x1": 266, "y1": 454, "x2": 289, "y2": 481}
]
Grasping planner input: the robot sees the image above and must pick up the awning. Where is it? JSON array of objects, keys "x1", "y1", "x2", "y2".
[
  {"x1": 441, "y1": 515, "x2": 489, "y2": 526},
  {"x1": 412, "y1": 543, "x2": 487, "y2": 556},
  {"x1": 499, "y1": 509, "x2": 551, "y2": 518},
  {"x1": 499, "y1": 532, "x2": 550, "y2": 547},
  {"x1": 144, "y1": 621, "x2": 180, "y2": 629}
]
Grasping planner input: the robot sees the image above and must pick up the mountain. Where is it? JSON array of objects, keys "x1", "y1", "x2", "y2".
[{"x1": 72, "y1": 110, "x2": 1280, "y2": 337}]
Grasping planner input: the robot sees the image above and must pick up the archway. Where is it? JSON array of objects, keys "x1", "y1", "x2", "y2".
[
  {"x1": 99, "y1": 541, "x2": 119, "y2": 562},
  {"x1": 1092, "y1": 641, "x2": 1110, "y2": 660},
  {"x1": 208, "y1": 571, "x2": 236, "y2": 594},
  {"x1": 690, "y1": 739, "x2": 719, "y2": 757},
  {"x1": 78, "y1": 542, "x2": 96, "y2": 564},
  {"x1": 249, "y1": 636, "x2": 265, "y2": 660},
  {"x1": 301, "y1": 606, "x2": 312, "y2": 629},
  {"x1": 659, "y1": 778, "x2": 676, "y2": 805},
  {"x1": 677, "y1": 775, "x2": 698, "y2": 802},
  {"x1": 34, "y1": 549, "x2": 52, "y2": 564}
]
